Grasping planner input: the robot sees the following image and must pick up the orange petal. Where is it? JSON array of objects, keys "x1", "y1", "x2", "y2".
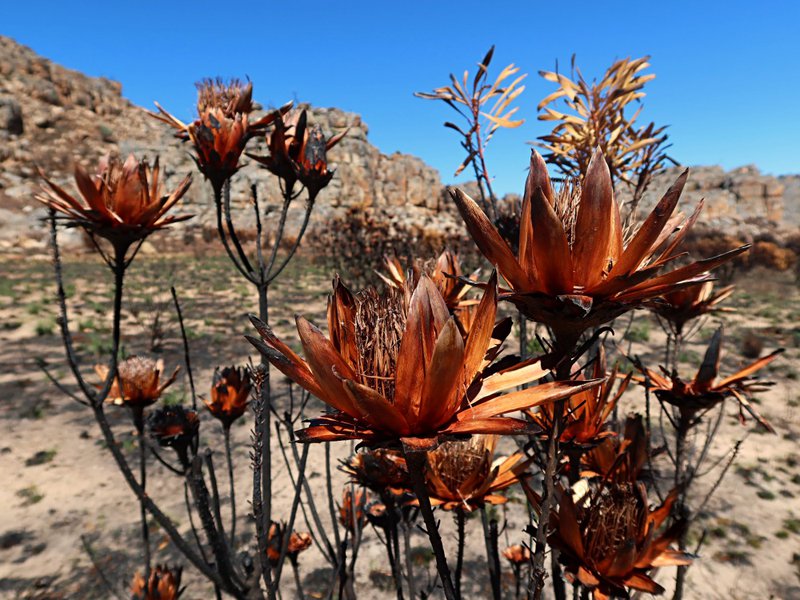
[
  {"x1": 296, "y1": 316, "x2": 358, "y2": 416},
  {"x1": 463, "y1": 380, "x2": 603, "y2": 421},
  {"x1": 609, "y1": 169, "x2": 688, "y2": 278},
  {"x1": 418, "y1": 318, "x2": 466, "y2": 430},
  {"x1": 715, "y1": 348, "x2": 784, "y2": 388},
  {"x1": 394, "y1": 276, "x2": 449, "y2": 421},
  {"x1": 443, "y1": 416, "x2": 537, "y2": 436},
  {"x1": 342, "y1": 379, "x2": 410, "y2": 435},
  {"x1": 530, "y1": 185, "x2": 573, "y2": 294},
  {"x1": 572, "y1": 149, "x2": 618, "y2": 289},
  {"x1": 462, "y1": 272, "x2": 498, "y2": 384},
  {"x1": 450, "y1": 188, "x2": 530, "y2": 290}
]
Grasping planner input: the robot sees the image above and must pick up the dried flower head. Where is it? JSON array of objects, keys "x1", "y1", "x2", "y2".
[
  {"x1": 636, "y1": 327, "x2": 782, "y2": 432},
  {"x1": 378, "y1": 250, "x2": 480, "y2": 333},
  {"x1": 249, "y1": 109, "x2": 346, "y2": 196},
  {"x1": 96, "y1": 357, "x2": 179, "y2": 411},
  {"x1": 130, "y1": 564, "x2": 184, "y2": 600},
  {"x1": 451, "y1": 149, "x2": 748, "y2": 347},
  {"x1": 581, "y1": 414, "x2": 650, "y2": 484},
  {"x1": 502, "y1": 544, "x2": 531, "y2": 565},
  {"x1": 424, "y1": 435, "x2": 529, "y2": 511},
  {"x1": 151, "y1": 79, "x2": 290, "y2": 191},
  {"x1": 340, "y1": 449, "x2": 410, "y2": 496},
  {"x1": 247, "y1": 274, "x2": 600, "y2": 450},
  {"x1": 527, "y1": 347, "x2": 630, "y2": 448},
  {"x1": 652, "y1": 281, "x2": 734, "y2": 335},
  {"x1": 148, "y1": 405, "x2": 199, "y2": 469},
  {"x1": 204, "y1": 366, "x2": 251, "y2": 428},
  {"x1": 549, "y1": 483, "x2": 690, "y2": 600},
  {"x1": 339, "y1": 486, "x2": 367, "y2": 533},
  {"x1": 38, "y1": 155, "x2": 192, "y2": 252},
  {"x1": 266, "y1": 521, "x2": 312, "y2": 566}
]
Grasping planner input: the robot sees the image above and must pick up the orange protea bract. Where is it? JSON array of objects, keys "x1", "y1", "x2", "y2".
[
  {"x1": 130, "y1": 564, "x2": 184, "y2": 600},
  {"x1": 549, "y1": 483, "x2": 690, "y2": 600},
  {"x1": 502, "y1": 544, "x2": 531, "y2": 565},
  {"x1": 38, "y1": 155, "x2": 192, "y2": 251},
  {"x1": 581, "y1": 414, "x2": 650, "y2": 484},
  {"x1": 339, "y1": 486, "x2": 367, "y2": 533},
  {"x1": 635, "y1": 327, "x2": 782, "y2": 431},
  {"x1": 451, "y1": 148, "x2": 748, "y2": 346},
  {"x1": 247, "y1": 274, "x2": 601, "y2": 450},
  {"x1": 204, "y1": 365, "x2": 251, "y2": 427}
]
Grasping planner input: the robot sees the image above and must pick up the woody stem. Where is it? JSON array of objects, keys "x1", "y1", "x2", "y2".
[
  {"x1": 404, "y1": 450, "x2": 458, "y2": 600},
  {"x1": 223, "y1": 426, "x2": 237, "y2": 548}
]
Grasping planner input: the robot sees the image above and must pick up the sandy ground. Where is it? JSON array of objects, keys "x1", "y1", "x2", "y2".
[{"x1": 1, "y1": 251, "x2": 798, "y2": 599}]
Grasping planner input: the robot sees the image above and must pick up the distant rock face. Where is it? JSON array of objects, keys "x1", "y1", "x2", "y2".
[
  {"x1": 0, "y1": 36, "x2": 452, "y2": 252},
  {"x1": 0, "y1": 34, "x2": 797, "y2": 255}
]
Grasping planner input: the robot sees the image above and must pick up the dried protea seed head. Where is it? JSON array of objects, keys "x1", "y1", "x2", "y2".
[
  {"x1": 352, "y1": 287, "x2": 407, "y2": 401},
  {"x1": 427, "y1": 435, "x2": 493, "y2": 494},
  {"x1": 339, "y1": 487, "x2": 367, "y2": 533},
  {"x1": 97, "y1": 356, "x2": 179, "y2": 413},
  {"x1": 582, "y1": 484, "x2": 644, "y2": 561},
  {"x1": 341, "y1": 448, "x2": 410, "y2": 493},
  {"x1": 196, "y1": 78, "x2": 254, "y2": 117},
  {"x1": 552, "y1": 179, "x2": 581, "y2": 250}
]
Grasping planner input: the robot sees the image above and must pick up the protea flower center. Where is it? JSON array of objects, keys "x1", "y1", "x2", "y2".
[
  {"x1": 351, "y1": 288, "x2": 407, "y2": 401},
  {"x1": 583, "y1": 485, "x2": 642, "y2": 561}
]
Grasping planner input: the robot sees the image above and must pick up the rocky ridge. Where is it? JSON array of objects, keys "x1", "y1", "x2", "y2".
[{"x1": 0, "y1": 35, "x2": 797, "y2": 255}]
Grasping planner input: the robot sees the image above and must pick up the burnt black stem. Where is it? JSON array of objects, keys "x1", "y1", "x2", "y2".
[
  {"x1": 481, "y1": 506, "x2": 501, "y2": 600},
  {"x1": 272, "y1": 441, "x2": 311, "y2": 588},
  {"x1": 404, "y1": 449, "x2": 457, "y2": 600},
  {"x1": 291, "y1": 558, "x2": 306, "y2": 599},
  {"x1": 223, "y1": 426, "x2": 237, "y2": 547},
  {"x1": 326, "y1": 442, "x2": 343, "y2": 553},
  {"x1": 170, "y1": 286, "x2": 197, "y2": 410},
  {"x1": 136, "y1": 415, "x2": 151, "y2": 582},
  {"x1": 454, "y1": 508, "x2": 466, "y2": 600},
  {"x1": 213, "y1": 184, "x2": 255, "y2": 284},
  {"x1": 222, "y1": 179, "x2": 254, "y2": 274},
  {"x1": 402, "y1": 514, "x2": 417, "y2": 600}
]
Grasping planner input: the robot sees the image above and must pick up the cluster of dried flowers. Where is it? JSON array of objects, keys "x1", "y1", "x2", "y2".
[{"x1": 37, "y1": 56, "x2": 783, "y2": 600}]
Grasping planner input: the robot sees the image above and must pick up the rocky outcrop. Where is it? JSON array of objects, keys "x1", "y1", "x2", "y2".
[
  {"x1": 0, "y1": 36, "x2": 453, "y2": 253},
  {"x1": 0, "y1": 35, "x2": 797, "y2": 255}
]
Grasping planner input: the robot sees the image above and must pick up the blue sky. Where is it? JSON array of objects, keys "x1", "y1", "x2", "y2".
[{"x1": 4, "y1": 1, "x2": 799, "y2": 195}]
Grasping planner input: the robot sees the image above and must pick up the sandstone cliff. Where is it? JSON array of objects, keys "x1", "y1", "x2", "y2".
[{"x1": 0, "y1": 35, "x2": 797, "y2": 255}]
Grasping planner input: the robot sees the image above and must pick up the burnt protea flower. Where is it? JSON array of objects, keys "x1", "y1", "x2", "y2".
[
  {"x1": 527, "y1": 347, "x2": 630, "y2": 449},
  {"x1": 503, "y1": 544, "x2": 531, "y2": 565},
  {"x1": 130, "y1": 564, "x2": 184, "y2": 600},
  {"x1": 266, "y1": 521, "x2": 312, "y2": 566},
  {"x1": 635, "y1": 327, "x2": 782, "y2": 432},
  {"x1": 424, "y1": 435, "x2": 529, "y2": 511},
  {"x1": 148, "y1": 405, "x2": 199, "y2": 470},
  {"x1": 38, "y1": 155, "x2": 192, "y2": 254},
  {"x1": 581, "y1": 414, "x2": 650, "y2": 484},
  {"x1": 95, "y1": 357, "x2": 179, "y2": 427},
  {"x1": 652, "y1": 281, "x2": 734, "y2": 335},
  {"x1": 451, "y1": 148, "x2": 748, "y2": 348},
  {"x1": 151, "y1": 79, "x2": 290, "y2": 192},
  {"x1": 549, "y1": 483, "x2": 690, "y2": 600},
  {"x1": 249, "y1": 109, "x2": 346, "y2": 196},
  {"x1": 339, "y1": 486, "x2": 368, "y2": 533},
  {"x1": 340, "y1": 449, "x2": 410, "y2": 496},
  {"x1": 378, "y1": 250, "x2": 480, "y2": 333},
  {"x1": 247, "y1": 274, "x2": 600, "y2": 450},
  {"x1": 204, "y1": 366, "x2": 251, "y2": 428}
]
